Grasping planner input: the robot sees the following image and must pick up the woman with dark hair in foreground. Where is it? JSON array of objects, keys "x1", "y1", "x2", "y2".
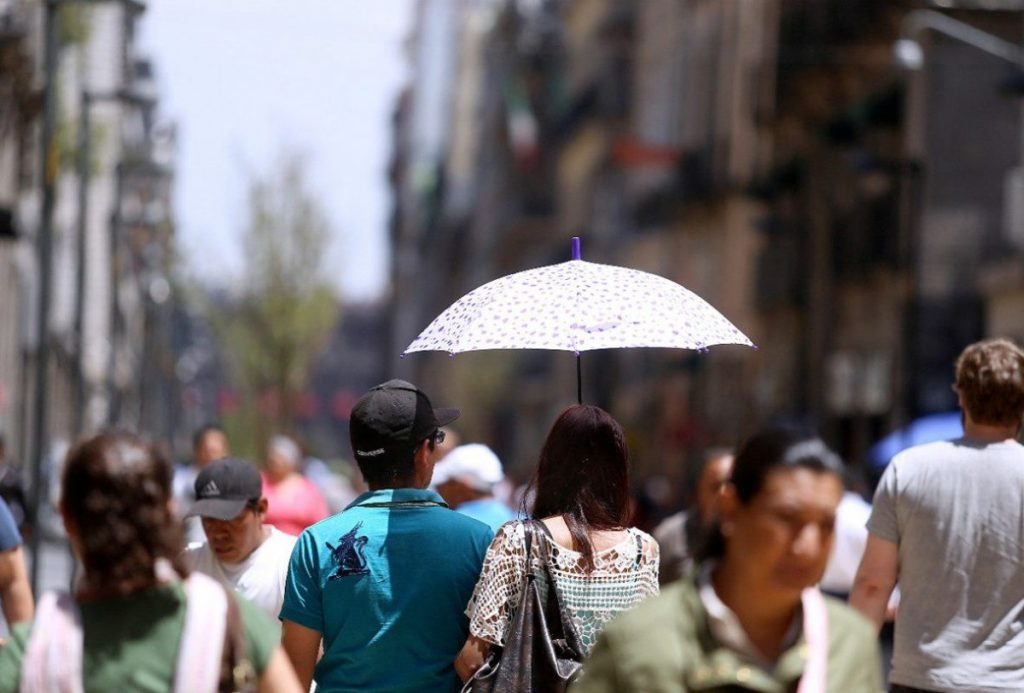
[
  {"x1": 456, "y1": 404, "x2": 660, "y2": 682},
  {"x1": 571, "y1": 427, "x2": 883, "y2": 692},
  {"x1": 0, "y1": 432, "x2": 301, "y2": 692}
]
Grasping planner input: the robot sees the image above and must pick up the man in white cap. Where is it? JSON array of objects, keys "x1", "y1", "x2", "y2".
[{"x1": 432, "y1": 443, "x2": 516, "y2": 531}]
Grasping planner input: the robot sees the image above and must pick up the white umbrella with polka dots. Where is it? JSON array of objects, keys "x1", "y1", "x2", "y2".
[{"x1": 403, "y1": 237, "x2": 754, "y2": 402}]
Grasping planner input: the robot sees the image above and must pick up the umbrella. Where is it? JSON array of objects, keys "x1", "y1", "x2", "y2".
[
  {"x1": 868, "y1": 411, "x2": 963, "y2": 471},
  {"x1": 403, "y1": 237, "x2": 755, "y2": 403}
]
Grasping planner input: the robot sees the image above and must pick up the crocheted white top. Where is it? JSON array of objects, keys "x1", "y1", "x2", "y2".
[{"x1": 466, "y1": 520, "x2": 660, "y2": 655}]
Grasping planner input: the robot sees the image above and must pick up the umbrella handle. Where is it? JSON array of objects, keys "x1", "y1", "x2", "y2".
[{"x1": 571, "y1": 236, "x2": 581, "y2": 260}]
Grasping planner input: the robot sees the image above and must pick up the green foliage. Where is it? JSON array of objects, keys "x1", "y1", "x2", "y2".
[{"x1": 207, "y1": 152, "x2": 340, "y2": 454}]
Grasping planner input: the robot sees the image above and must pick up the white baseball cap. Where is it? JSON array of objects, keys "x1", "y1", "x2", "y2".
[{"x1": 431, "y1": 443, "x2": 504, "y2": 492}]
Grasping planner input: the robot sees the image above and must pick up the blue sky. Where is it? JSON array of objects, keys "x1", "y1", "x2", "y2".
[{"x1": 139, "y1": 0, "x2": 412, "y2": 302}]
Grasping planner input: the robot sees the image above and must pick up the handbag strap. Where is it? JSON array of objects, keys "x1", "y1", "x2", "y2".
[
  {"x1": 222, "y1": 584, "x2": 257, "y2": 692},
  {"x1": 527, "y1": 519, "x2": 584, "y2": 654}
]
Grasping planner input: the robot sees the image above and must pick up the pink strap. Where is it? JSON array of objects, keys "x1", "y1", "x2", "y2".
[
  {"x1": 797, "y1": 588, "x2": 829, "y2": 693},
  {"x1": 20, "y1": 591, "x2": 84, "y2": 693},
  {"x1": 173, "y1": 572, "x2": 229, "y2": 693}
]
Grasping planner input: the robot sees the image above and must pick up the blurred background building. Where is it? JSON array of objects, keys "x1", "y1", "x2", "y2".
[
  {"x1": 388, "y1": 0, "x2": 1024, "y2": 500},
  {"x1": 0, "y1": 0, "x2": 179, "y2": 591}
]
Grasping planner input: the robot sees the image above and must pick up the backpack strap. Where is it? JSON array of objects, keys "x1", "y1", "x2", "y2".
[
  {"x1": 20, "y1": 590, "x2": 84, "y2": 693},
  {"x1": 173, "y1": 572, "x2": 229, "y2": 693}
]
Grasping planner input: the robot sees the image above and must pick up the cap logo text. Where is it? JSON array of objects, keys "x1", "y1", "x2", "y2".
[{"x1": 356, "y1": 448, "x2": 385, "y2": 457}]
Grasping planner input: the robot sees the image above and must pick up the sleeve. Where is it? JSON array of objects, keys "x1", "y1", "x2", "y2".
[
  {"x1": 236, "y1": 593, "x2": 277, "y2": 675},
  {"x1": 866, "y1": 461, "x2": 900, "y2": 544},
  {"x1": 0, "y1": 620, "x2": 31, "y2": 690},
  {"x1": 0, "y1": 499, "x2": 22, "y2": 552},
  {"x1": 465, "y1": 521, "x2": 527, "y2": 647},
  {"x1": 640, "y1": 533, "x2": 660, "y2": 597},
  {"x1": 278, "y1": 530, "x2": 324, "y2": 632}
]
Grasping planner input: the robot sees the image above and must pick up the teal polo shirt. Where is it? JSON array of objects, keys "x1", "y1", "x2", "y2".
[{"x1": 281, "y1": 488, "x2": 494, "y2": 692}]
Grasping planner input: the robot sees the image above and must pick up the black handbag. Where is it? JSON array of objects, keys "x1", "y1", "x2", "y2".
[{"x1": 463, "y1": 520, "x2": 585, "y2": 693}]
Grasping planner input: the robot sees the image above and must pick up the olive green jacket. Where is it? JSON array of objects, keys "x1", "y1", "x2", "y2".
[{"x1": 571, "y1": 578, "x2": 882, "y2": 693}]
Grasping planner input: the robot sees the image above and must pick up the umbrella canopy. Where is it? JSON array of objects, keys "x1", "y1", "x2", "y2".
[
  {"x1": 404, "y1": 253, "x2": 753, "y2": 356},
  {"x1": 868, "y1": 411, "x2": 963, "y2": 471},
  {"x1": 403, "y1": 238, "x2": 754, "y2": 403}
]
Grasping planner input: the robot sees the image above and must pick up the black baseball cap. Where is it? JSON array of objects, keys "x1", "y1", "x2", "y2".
[
  {"x1": 186, "y1": 457, "x2": 263, "y2": 521},
  {"x1": 350, "y1": 379, "x2": 459, "y2": 461}
]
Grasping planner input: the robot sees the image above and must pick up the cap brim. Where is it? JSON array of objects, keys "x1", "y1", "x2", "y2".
[
  {"x1": 435, "y1": 407, "x2": 460, "y2": 428},
  {"x1": 185, "y1": 498, "x2": 249, "y2": 521}
]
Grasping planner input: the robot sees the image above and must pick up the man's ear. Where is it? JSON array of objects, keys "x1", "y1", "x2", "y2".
[
  {"x1": 414, "y1": 439, "x2": 435, "y2": 485},
  {"x1": 717, "y1": 483, "x2": 739, "y2": 536},
  {"x1": 256, "y1": 497, "x2": 269, "y2": 516}
]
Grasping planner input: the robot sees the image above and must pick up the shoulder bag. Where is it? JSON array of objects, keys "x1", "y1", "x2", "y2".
[{"x1": 464, "y1": 519, "x2": 585, "y2": 693}]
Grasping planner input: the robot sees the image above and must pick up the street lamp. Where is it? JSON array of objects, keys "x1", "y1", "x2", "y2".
[
  {"x1": 895, "y1": 10, "x2": 1023, "y2": 70},
  {"x1": 73, "y1": 87, "x2": 155, "y2": 440}
]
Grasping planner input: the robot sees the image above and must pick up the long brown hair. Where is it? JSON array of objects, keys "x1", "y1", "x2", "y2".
[
  {"x1": 529, "y1": 405, "x2": 631, "y2": 571},
  {"x1": 62, "y1": 432, "x2": 188, "y2": 597}
]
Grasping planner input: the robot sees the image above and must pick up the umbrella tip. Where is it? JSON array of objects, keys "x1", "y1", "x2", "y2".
[
  {"x1": 571, "y1": 236, "x2": 581, "y2": 261},
  {"x1": 399, "y1": 353, "x2": 406, "y2": 359}
]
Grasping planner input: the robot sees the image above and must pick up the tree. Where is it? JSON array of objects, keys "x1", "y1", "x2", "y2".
[{"x1": 208, "y1": 151, "x2": 339, "y2": 456}]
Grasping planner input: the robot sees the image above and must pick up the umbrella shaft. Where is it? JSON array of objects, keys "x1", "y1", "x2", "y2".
[{"x1": 577, "y1": 355, "x2": 582, "y2": 405}]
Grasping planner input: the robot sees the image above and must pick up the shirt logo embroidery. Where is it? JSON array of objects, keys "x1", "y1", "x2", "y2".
[{"x1": 327, "y1": 522, "x2": 370, "y2": 579}]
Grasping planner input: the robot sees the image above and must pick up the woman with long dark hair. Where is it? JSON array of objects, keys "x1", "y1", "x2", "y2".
[
  {"x1": 455, "y1": 405, "x2": 659, "y2": 682},
  {"x1": 573, "y1": 427, "x2": 883, "y2": 692},
  {"x1": 0, "y1": 432, "x2": 301, "y2": 692}
]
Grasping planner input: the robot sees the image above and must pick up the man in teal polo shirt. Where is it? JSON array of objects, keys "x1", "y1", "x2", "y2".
[{"x1": 280, "y1": 379, "x2": 494, "y2": 692}]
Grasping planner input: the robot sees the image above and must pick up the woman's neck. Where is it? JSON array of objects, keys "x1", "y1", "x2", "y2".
[{"x1": 711, "y1": 557, "x2": 801, "y2": 662}]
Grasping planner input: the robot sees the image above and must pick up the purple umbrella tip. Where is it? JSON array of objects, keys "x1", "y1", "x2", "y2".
[
  {"x1": 448, "y1": 352, "x2": 455, "y2": 358},
  {"x1": 399, "y1": 353, "x2": 406, "y2": 359},
  {"x1": 571, "y1": 237, "x2": 581, "y2": 260}
]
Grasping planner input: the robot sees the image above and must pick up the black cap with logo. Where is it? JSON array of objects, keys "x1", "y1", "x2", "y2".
[
  {"x1": 186, "y1": 456, "x2": 263, "y2": 521},
  {"x1": 350, "y1": 379, "x2": 459, "y2": 462}
]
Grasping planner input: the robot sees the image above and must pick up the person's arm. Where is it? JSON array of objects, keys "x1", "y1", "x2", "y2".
[
  {"x1": 0, "y1": 546, "x2": 32, "y2": 625},
  {"x1": 455, "y1": 634, "x2": 492, "y2": 683},
  {"x1": 257, "y1": 645, "x2": 303, "y2": 693},
  {"x1": 281, "y1": 619, "x2": 321, "y2": 691},
  {"x1": 849, "y1": 534, "x2": 899, "y2": 632}
]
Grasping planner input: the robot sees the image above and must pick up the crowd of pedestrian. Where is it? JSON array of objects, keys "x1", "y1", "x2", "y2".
[{"x1": 0, "y1": 337, "x2": 1020, "y2": 692}]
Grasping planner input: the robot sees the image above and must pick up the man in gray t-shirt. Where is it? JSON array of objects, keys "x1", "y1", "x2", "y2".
[{"x1": 851, "y1": 338, "x2": 1024, "y2": 692}]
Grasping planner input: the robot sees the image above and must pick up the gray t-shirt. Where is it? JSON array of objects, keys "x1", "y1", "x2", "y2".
[{"x1": 868, "y1": 438, "x2": 1024, "y2": 692}]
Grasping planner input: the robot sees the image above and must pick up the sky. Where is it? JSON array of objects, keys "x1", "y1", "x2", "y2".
[{"x1": 139, "y1": 0, "x2": 413, "y2": 302}]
